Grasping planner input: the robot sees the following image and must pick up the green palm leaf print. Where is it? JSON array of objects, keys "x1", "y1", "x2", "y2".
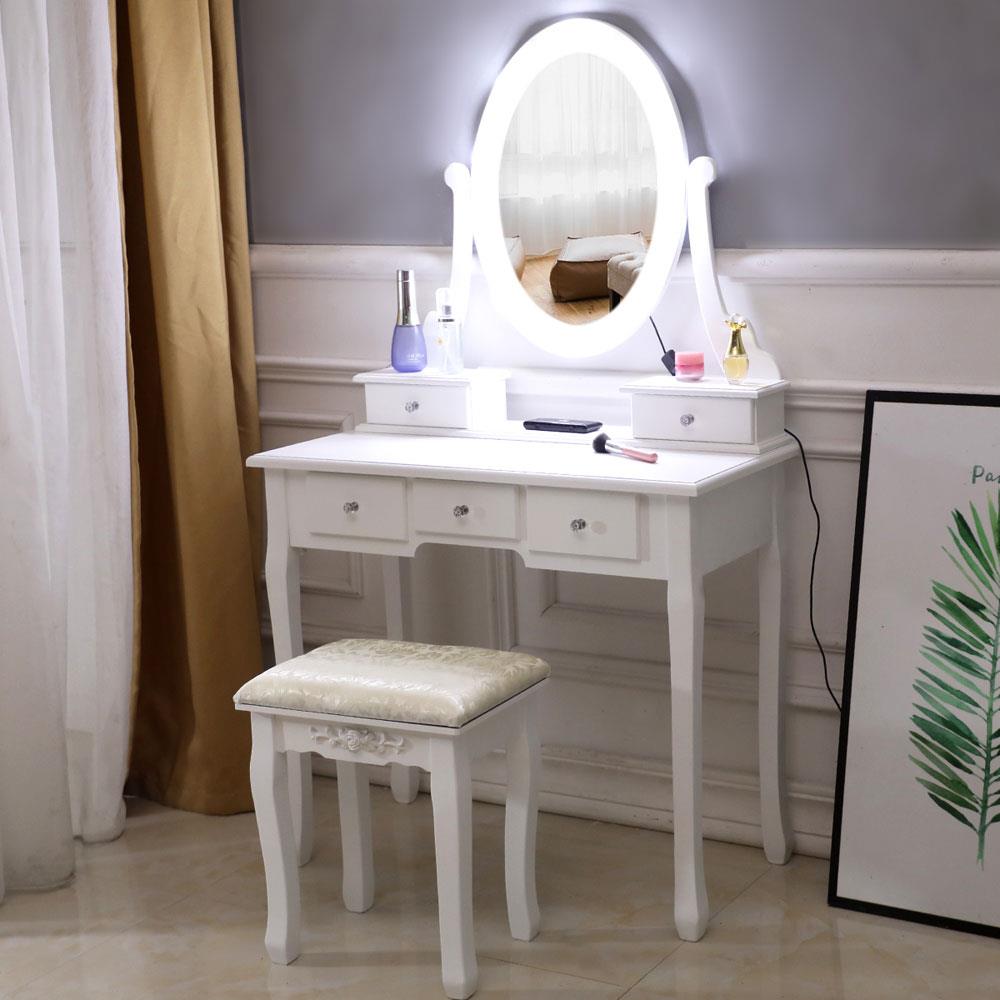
[{"x1": 910, "y1": 492, "x2": 1000, "y2": 867}]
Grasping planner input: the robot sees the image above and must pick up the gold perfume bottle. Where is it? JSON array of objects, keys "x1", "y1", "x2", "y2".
[{"x1": 723, "y1": 314, "x2": 750, "y2": 383}]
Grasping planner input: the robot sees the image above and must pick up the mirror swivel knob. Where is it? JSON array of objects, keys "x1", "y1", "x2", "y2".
[
  {"x1": 404, "y1": 400, "x2": 420, "y2": 413},
  {"x1": 680, "y1": 413, "x2": 695, "y2": 426},
  {"x1": 570, "y1": 518, "x2": 587, "y2": 532},
  {"x1": 453, "y1": 504, "x2": 470, "y2": 518},
  {"x1": 343, "y1": 501, "x2": 360, "y2": 514}
]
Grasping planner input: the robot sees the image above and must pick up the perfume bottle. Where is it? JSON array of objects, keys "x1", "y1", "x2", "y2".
[
  {"x1": 390, "y1": 269, "x2": 427, "y2": 373},
  {"x1": 435, "y1": 287, "x2": 464, "y2": 374},
  {"x1": 723, "y1": 314, "x2": 750, "y2": 383}
]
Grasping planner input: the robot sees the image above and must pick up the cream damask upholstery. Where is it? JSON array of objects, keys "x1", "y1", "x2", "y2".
[{"x1": 234, "y1": 638, "x2": 550, "y2": 728}]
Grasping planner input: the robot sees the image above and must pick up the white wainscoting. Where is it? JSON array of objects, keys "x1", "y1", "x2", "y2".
[{"x1": 252, "y1": 243, "x2": 1000, "y2": 859}]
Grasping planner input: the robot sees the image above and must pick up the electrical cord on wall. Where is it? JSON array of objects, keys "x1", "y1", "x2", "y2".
[
  {"x1": 644, "y1": 313, "x2": 839, "y2": 711},
  {"x1": 649, "y1": 316, "x2": 675, "y2": 373},
  {"x1": 650, "y1": 315, "x2": 666, "y2": 355},
  {"x1": 784, "y1": 427, "x2": 842, "y2": 712}
]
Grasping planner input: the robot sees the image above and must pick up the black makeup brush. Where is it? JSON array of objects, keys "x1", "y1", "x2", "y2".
[{"x1": 593, "y1": 433, "x2": 658, "y2": 464}]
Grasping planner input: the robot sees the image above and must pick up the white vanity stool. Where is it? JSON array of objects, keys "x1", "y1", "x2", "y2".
[{"x1": 234, "y1": 637, "x2": 550, "y2": 1000}]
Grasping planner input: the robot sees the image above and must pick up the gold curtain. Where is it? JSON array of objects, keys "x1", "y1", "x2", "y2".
[{"x1": 116, "y1": 0, "x2": 262, "y2": 814}]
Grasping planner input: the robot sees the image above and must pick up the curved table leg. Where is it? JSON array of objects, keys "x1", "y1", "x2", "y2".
[
  {"x1": 384, "y1": 555, "x2": 421, "y2": 804},
  {"x1": 758, "y1": 465, "x2": 794, "y2": 864},
  {"x1": 667, "y1": 502, "x2": 709, "y2": 942},
  {"x1": 264, "y1": 471, "x2": 313, "y2": 865}
]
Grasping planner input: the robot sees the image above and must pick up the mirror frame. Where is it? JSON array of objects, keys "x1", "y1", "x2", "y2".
[{"x1": 471, "y1": 18, "x2": 689, "y2": 359}]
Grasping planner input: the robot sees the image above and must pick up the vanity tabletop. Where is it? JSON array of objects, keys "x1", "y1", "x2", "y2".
[{"x1": 248, "y1": 430, "x2": 797, "y2": 498}]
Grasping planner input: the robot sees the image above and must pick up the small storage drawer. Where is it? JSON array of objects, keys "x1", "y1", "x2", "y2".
[
  {"x1": 526, "y1": 487, "x2": 638, "y2": 561},
  {"x1": 356, "y1": 367, "x2": 509, "y2": 431},
  {"x1": 413, "y1": 480, "x2": 518, "y2": 540},
  {"x1": 300, "y1": 473, "x2": 408, "y2": 541},
  {"x1": 631, "y1": 393, "x2": 755, "y2": 445},
  {"x1": 364, "y1": 383, "x2": 470, "y2": 429},
  {"x1": 622, "y1": 375, "x2": 787, "y2": 453}
]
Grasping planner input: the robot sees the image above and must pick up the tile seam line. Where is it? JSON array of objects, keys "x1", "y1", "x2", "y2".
[
  {"x1": 482, "y1": 952, "x2": 627, "y2": 991},
  {"x1": 617, "y1": 861, "x2": 776, "y2": 995}
]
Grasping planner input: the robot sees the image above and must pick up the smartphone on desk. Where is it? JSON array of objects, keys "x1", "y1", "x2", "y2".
[{"x1": 523, "y1": 418, "x2": 602, "y2": 434}]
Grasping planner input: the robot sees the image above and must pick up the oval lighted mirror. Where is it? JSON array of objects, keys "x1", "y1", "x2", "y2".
[
  {"x1": 471, "y1": 18, "x2": 688, "y2": 359},
  {"x1": 500, "y1": 53, "x2": 656, "y2": 325}
]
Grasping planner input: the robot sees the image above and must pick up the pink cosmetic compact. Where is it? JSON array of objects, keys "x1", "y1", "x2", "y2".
[{"x1": 675, "y1": 351, "x2": 705, "y2": 381}]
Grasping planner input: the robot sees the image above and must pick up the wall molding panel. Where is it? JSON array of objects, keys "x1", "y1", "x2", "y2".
[
  {"x1": 258, "y1": 408, "x2": 354, "y2": 433},
  {"x1": 257, "y1": 353, "x2": 938, "y2": 425},
  {"x1": 256, "y1": 356, "x2": 383, "y2": 386},
  {"x1": 250, "y1": 244, "x2": 1000, "y2": 287},
  {"x1": 253, "y1": 243, "x2": 1000, "y2": 862},
  {"x1": 250, "y1": 243, "x2": 455, "y2": 281}
]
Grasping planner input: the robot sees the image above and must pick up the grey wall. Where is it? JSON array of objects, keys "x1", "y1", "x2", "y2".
[{"x1": 236, "y1": 0, "x2": 1000, "y2": 248}]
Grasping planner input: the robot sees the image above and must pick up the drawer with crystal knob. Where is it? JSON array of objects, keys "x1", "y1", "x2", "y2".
[
  {"x1": 412, "y1": 480, "x2": 518, "y2": 540},
  {"x1": 526, "y1": 487, "x2": 639, "y2": 560},
  {"x1": 622, "y1": 375, "x2": 787, "y2": 453},
  {"x1": 363, "y1": 383, "x2": 471, "y2": 428},
  {"x1": 355, "y1": 368, "x2": 509, "y2": 431},
  {"x1": 293, "y1": 473, "x2": 408, "y2": 543}
]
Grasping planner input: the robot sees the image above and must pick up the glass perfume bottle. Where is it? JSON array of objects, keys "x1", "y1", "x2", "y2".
[
  {"x1": 435, "y1": 287, "x2": 464, "y2": 374},
  {"x1": 723, "y1": 314, "x2": 750, "y2": 383},
  {"x1": 390, "y1": 269, "x2": 427, "y2": 373}
]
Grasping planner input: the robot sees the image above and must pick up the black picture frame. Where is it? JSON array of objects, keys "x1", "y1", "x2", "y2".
[{"x1": 828, "y1": 389, "x2": 1000, "y2": 939}]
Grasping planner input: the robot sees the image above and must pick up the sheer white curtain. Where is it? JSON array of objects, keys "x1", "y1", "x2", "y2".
[
  {"x1": 499, "y1": 53, "x2": 657, "y2": 256},
  {"x1": 0, "y1": 0, "x2": 131, "y2": 897}
]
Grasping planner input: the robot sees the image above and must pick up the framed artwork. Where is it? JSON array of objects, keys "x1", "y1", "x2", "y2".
[{"x1": 829, "y1": 390, "x2": 1000, "y2": 938}]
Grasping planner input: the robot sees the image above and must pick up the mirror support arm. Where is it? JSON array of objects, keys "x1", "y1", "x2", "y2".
[
  {"x1": 687, "y1": 156, "x2": 781, "y2": 381},
  {"x1": 444, "y1": 162, "x2": 473, "y2": 325}
]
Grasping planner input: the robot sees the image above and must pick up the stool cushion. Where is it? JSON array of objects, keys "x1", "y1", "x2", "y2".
[{"x1": 234, "y1": 639, "x2": 549, "y2": 728}]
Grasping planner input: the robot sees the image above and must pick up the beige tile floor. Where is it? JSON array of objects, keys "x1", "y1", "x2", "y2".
[{"x1": 1, "y1": 777, "x2": 997, "y2": 999}]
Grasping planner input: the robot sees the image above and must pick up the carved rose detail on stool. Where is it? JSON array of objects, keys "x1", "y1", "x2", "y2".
[{"x1": 309, "y1": 724, "x2": 407, "y2": 755}]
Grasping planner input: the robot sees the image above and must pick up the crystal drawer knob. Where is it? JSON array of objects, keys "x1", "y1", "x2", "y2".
[
  {"x1": 680, "y1": 413, "x2": 695, "y2": 427},
  {"x1": 343, "y1": 501, "x2": 359, "y2": 514},
  {"x1": 453, "y1": 504, "x2": 470, "y2": 518},
  {"x1": 404, "y1": 400, "x2": 420, "y2": 413},
  {"x1": 570, "y1": 518, "x2": 587, "y2": 532}
]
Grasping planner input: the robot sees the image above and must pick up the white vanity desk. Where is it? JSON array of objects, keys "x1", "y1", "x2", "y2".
[
  {"x1": 249, "y1": 427, "x2": 796, "y2": 942},
  {"x1": 251, "y1": 14, "x2": 801, "y2": 946}
]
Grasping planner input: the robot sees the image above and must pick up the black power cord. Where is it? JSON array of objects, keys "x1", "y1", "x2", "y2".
[
  {"x1": 784, "y1": 427, "x2": 841, "y2": 713},
  {"x1": 649, "y1": 316, "x2": 675, "y2": 374}
]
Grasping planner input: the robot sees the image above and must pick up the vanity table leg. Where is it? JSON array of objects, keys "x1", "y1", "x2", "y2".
[
  {"x1": 758, "y1": 466, "x2": 794, "y2": 864},
  {"x1": 383, "y1": 555, "x2": 421, "y2": 804},
  {"x1": 667, "y1": 504, "x2": 709, "y2": 942},
  {"x1": 264, "y1": 470, "x2": 313, "y2": 866}
]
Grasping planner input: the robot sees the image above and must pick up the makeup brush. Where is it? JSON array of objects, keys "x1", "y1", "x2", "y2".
[{"x1": 592, "y1": 433, "x2": 658, "y2": 464}]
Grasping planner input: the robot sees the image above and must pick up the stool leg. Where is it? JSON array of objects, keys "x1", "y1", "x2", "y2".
[
  {"x1": 336, "y1": 761, "x2": 374, "y2": 912},
  {"x1": 430, "y1": 740, "x2": 477, "y2": 1000},
  {"x1": 390, "y1": 762, "x2": 420, "y2": 804},
  {"x1": 288, "y1": 752, "x2": 314, "y2": 866},
  {"x1": 250, "y1": 714, "x2": 301, "y2": 965},
  {"x1": 505, "y1": 700, "x2": 541, "y2": 941}
]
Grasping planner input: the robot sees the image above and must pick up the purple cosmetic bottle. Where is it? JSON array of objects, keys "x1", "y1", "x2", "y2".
[{"x1": 390, "y1": 269, "x2": 427, "y2": 372}]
